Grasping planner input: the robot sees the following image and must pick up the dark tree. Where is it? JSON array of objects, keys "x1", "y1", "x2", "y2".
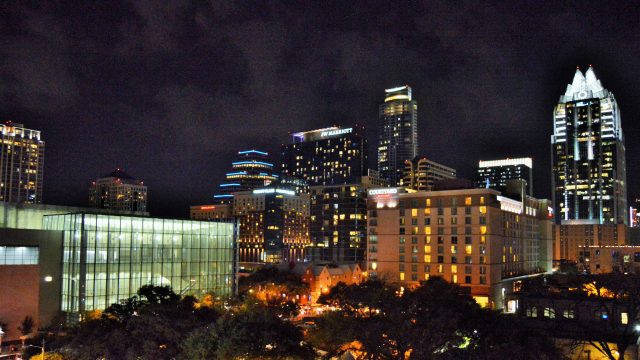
[
  {"x1": 311, "y1": 277, "x2": 562, "y2": 359},
  {"x1": 61, "y1": 285, "x2": 220, "y2": 360},
  {"x1": 18, "y1": 316, "x2": 34, "y2": 335},
  {"x1": 181, "y1": 301, "x2": 314, "y2": 359}
]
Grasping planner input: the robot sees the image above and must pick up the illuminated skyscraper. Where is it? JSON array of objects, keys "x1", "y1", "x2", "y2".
[
  {"x1": 0, "y1": 121, "x2": 44, "y2": 204},
  {"x1": 551, "y1": 66, "x2": 627, "y2": 225},
  {"x1": 281, "y1": 125, "x2": 368, "y2": 186},
  {"x1": 89, "y1": 169, "x2": 147, "y2": 213},
  {"x1": 476, "y1": 158, "x2": 533, "y2": 196},
  {"x1": 282, "y1": 125, "x2": 370, "y2": 263},
  {"x1": 213, "y1": 150, "x2": 278, "y2": 203},
  {"x1": 378, "y1": 86, "x2": 418, "y2": 186}
]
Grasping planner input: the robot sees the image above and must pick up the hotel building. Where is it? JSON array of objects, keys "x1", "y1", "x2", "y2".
[
  {"x1": 281, "y1": 125, "x2": 368, "y2": 186},
  {"x1": 402, "y1": 156, "x2": 456, "y2": 191},
  {"x1": 89, "y1": 169, "x2": 147, "y2": 213},
  {"x1": 378, "y1": 86, "x2": 418, "y2": 186},
  {"x1": 0, "y1": 121, "x2": 45, "y2": 204},
  {"x1": 367, "y1": 187, "x2": 552, "y2": 308},
  {"x1": 551, "y1": 66, "x2": 627, "y2": 225},
  {"x1": 476, "y1": 158, "x2": 533, "y2": 196}
]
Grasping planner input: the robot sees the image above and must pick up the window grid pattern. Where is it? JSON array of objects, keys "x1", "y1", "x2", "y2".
[{"x1": 43, "y1": 214, "x2": 236, "y2": 318}]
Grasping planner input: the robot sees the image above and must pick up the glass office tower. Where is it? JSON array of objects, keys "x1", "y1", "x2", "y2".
[
  {"x1": 44, "y1": 213, "x2": 236, "y2": 321},
  {"x1": 551, "y1": 66, "x2": 627, "y2": 225},
  {"x1": 476, "y1": 158, "x2": 533, "y2": 196},
  {"x1": 378, "y1": 86, "x2": 418, "y2": 186},
  {"x1": 213, "y1": 149, "x2": 278, "y2": 203}
]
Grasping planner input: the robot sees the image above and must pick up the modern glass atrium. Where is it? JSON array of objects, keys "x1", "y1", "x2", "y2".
[{"x1": 44, "y1": 213, "x2": 236, "y2": 319}]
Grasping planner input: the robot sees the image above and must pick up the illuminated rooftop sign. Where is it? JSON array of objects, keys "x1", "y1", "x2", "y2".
[
  {"x1": 320, "y1": 128, "x2": 352, "y2": 137},
  {"x1": 253, "y1": 188, "x2": 296, "y2": 196},
  {"x1": 291, "y1": 126, "x2": 355, "y2": 142},
  {"x1": 479, "y1": 158, "x2": 532, "y2": 169},
  {"x1": 368, "y1": 188, "x2": 398, "y2": 196}
]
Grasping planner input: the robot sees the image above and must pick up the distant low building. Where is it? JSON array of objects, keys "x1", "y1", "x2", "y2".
[
  {"x1": 402, "y1": 156, "x2": 456, "y2": 191},
  {"x1": 282, "y1": 262, "x2": 363, "y2": 303},
  {"x1": 553, "y1": 223, "x2": 639, "y2": 273},
  {"x1": 89, "y1": 169, "x2": 147, "y2": 213}
]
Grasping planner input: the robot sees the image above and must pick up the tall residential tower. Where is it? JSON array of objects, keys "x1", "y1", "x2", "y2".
[
  {"x1": 0, "y1": 121, "x2": 45, "y2": 204},
  {"x1": 551, "y1": 67, "x2": 627, "y2": 225},
  {"x1": 378, "y1": 86, "x2": 418, "y2": 186}
]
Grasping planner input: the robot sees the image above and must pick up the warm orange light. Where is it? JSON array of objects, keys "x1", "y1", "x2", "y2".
[{"x1": 200, "y1": 205, "x2": 216, "y2": 210}]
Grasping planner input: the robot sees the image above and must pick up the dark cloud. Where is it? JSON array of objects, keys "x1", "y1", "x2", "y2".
[{"x1": 1, "y1": 1, "x2": 640, "y2": 217}]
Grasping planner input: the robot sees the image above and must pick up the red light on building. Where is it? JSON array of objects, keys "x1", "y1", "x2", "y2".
[{"x1": 200, "y1": 205, "x2": 216, "y2": 210}]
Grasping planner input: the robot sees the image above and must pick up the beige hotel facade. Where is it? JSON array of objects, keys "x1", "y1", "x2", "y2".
[{"x1": 367, "y1": 187, "x2": 553, "y2": 309}]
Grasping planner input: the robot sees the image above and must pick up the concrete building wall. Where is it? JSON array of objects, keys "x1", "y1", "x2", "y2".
[{"x1": 0, "y1": 228, "x2": 63, "y2": 340}]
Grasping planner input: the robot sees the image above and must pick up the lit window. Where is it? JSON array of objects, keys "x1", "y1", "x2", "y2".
[
  {"x1": 621, "y1": 312, "x2": 628, "y2": 324},
  {"x1": 544, "y1": 308, "x2": 555, "y2": 319},
  {"x1": 400, "y1": 272, "x2": 405, "y2": 281},
  {"x1": 563, "y1": 309, "x2": 575, "y2": 319},
  {"x1": 465, "y1": 197, "x2": 472, "y2": 206}
]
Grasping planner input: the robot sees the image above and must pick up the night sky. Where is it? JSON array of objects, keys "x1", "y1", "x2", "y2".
[{"x1": 2, "y1": 1, "x2": 640, "y2": 218}]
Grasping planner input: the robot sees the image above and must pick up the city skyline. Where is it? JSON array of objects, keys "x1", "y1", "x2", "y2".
[{"x1": 2, "y1": 2, "x2": 640, "y2": 217}]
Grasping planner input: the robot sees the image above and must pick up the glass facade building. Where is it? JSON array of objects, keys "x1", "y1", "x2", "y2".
[
  {"x1": 551, "y1": 67, "x2": 627, "y2": 225},
  {"x1": 378, "y1": 86, "x2": 418, "y2": 186},
  {"x1": 308, "y1": 184, "x2": 367, "y2": 263},
  {"x1": 214, "y1": 150, "x2": 278, "y2": 204},
  {"x1": 43, "y1": 213, "x2": 236, "y2": 320},
  {"x1": 476, "y1": 158, "x2": 533, "y2": 196}
]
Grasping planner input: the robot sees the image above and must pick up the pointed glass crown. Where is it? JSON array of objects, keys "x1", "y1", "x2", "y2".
[{"x1": 564, "y1": 66, "x2": 605, "y2": 97}]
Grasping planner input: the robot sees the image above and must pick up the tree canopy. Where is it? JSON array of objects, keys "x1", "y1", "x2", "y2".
[{"x1": 312, "y1": 277, "x2": 560, "y2": 359}]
